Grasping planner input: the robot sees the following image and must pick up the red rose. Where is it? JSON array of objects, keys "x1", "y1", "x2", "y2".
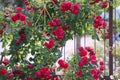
[
  {"x1": 102, "y1": 20, "x2": 107, "y2": 28},
  {"x1": 85, "y1": 46, "x2": 93, "y2": 52},
  {"x1": 58, "y1": 59, "x2": 69, "y2": 69},
  {"x1": 48, "y1": 18, "x2": 61, "y2": 27},
  {"x1": 91, "y1": 59, "x2": 97, "y2": 65},
  {"x1": 20, "y1": 34, "x2": 26, "y2": 40},
  {"x1": 0, "y1": 69, "x2": 7, "y2": 75},
  {"x1": 100, "y1": 65, "x2": 105, "y2": 71},
  {"x1": 13, "y1": 70, "x2": 24, "y2": 75},
  {"x1": 15, "y1": 7, "x2": 22, "y2": 11},
  {"x1": 81, "y1": 56, "x2": 88, "y2": 64},
  {"x1": 19, "y1": 29, "x2": 25, "y2": 34},
  {"x1": 95, "y1": 15, "x2": 102, "y2": 20},
  {"x1": 78, "y1": 57, "x2": 88, "y2": 67},
  {"x1": 53, "y1": 76, "x2": 59, "y2": 80},
  {"x1": 0, "y1": 29, "x2": 4, "y2": 34},
  {"x1": 63, "y1": 25, "x2": 69, "y2": 30},
  {"x1": 78, "y1": 61, "x2": 84, "y2": 68},
  {"x1": 48, "y1": 21, "x2": 56, "y2": 27},
  {"x1": 100, "y1": 61, "x2": 104, "y2": 65},
  {"x1": 20, "y1": 14, "x2": 26, "y2": 22},
  {"x1": 90, "y1": 55, "x2": 96, "y2": 61},
  {"x1": 28, "y1": 63, "x2": 34, "y2": 69},
  {"x1": 78, "y1": 47, "x2": 84, "y2": 51},
  {"x1": 44, "y1": 39, "x2": 54, "y2": 49},
  {"x1": 11, "y1": 13, "x2": 19, "y2": 22},
  {"x1": 58, "y1": 59, "x2": 64, "y2": 65},
  {"x1": 70, "y1": 3, "x2": 81, "y2": 15},
  {"x1": 7, "y1": 72, "x2": 14, "y2": 79},
  {"x1": 60, "y1": 1, "x2": 72, "y2": 11},
  {"x1": 93, "y1": 17, "x2": 103, "y2": 28},
  {"x1": 93, "y1": 74, "x2": 99, "y2": 80},
  {"x1": 53, "y1": 18, "x2": 61, "y2": 26},
  {"x1": 90, "y1": 68, "x2": 98, "y2": 75},
  {"x1": 16, "y1": 39, "x2": 21, "y2": 44},
  {"x1": 94, "y1": 16, "x2": 103, "y2": 26},
  {"x1": 2, "y1": 58, "x2": 9, "y2": 65},
  {"x1": 76, "y1": 70, "x2": 82, "y2": 77},
  {"x1": 79, "y1": 49, "x2": 87, "y2": 57},
  {"x1": 90, "y1": 55, "x2": 97, "y2": 64},
  {"x1": 27, "y1": 76, "x2": 34, "y2": 80},
  {"x1": 36, "y1": 67, "x2": 52, "y2": 79},
  {"x1": 52, "y1": 26, "x2": 65, "y2": 40},
  {"x1": 35, "y1": 70, "x2": 42, "y2": 78},
  {"x1": 101, "y1": 1, "x2": 108, "y2": 9},
  {"x1": 63, "y1": 63, "x2": 69, "y2": 69}
]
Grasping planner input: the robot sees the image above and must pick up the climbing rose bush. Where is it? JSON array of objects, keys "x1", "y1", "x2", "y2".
[{"x1": 0, "y1": 0, "x2": 108, "y2": 79}]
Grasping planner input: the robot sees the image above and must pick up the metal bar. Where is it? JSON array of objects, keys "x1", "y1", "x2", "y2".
[
  {"x1": 109, "y1": 0, "x2": 113, "y2": 76},
  {"x1": 100, "y1": 76, "x2": 111, "y2": 80}
]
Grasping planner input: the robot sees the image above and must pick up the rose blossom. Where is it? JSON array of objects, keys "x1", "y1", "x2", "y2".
[
  {"x1": 52, "y1": 26, "x2": 65, "y2": 40},
  {"x1": 76, "y1": 70, "x2": 82, "y2": 77},
  {"x1": 0, "y1": 68, "x2": 7, "y2": 75},
  {"x1": 44, "y1": 39, "x2": 55, "y2": 49},
  {"x1": 60, "y1": 1, "x2": 72, "y2": 11},
  {"x1": 70, "y1": 3, "x2": 81, "y2": 15}
]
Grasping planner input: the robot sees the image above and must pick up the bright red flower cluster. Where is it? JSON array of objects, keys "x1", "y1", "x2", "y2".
[
  {"x1": 58, "y1": 59, "x2": 69, "y2": 69},
  {"x1": 35, "y1": 67, "x2": 52, "y2": 80},
  {"x1": 77, "y1": 46, "x2": 105, "y2": 80},
  {"x1": 93, "y1": 15, "x2": 107, "y2": 28},
  {"x1": 89, "y1": 0, "x2": 108, "y2": 9},
  {"x1": 70, "y1": 3, "x2": 81, "y2": 15},
  {"x1": 90, "y1": 61, "x2": 105, "y2": 80},
  {"x1": 44, "y1": 39, "x2": 55, "y2": 49},
  {"x1": 11, "y1": 12, "x2": 26, "y2": 22},
  {"x1": 78, "y1": 47, "x2": 87, "y2": 57},
  {"x1": 60, "y1": 1, "x2": 72, "y2": 11},
  {"x1": 52, "y1": 26, "x2": 65, "y2": 40},
  {"x1": 90, "y1": 68, "x2": 101, "y2": 80},
  {"x1": 78, "y1": 56, "x2": 88, "y2": 68},
  {"x1": 60, "y1": 1, "x2": 81, "y2": 15},
  {"x1": 48, "y1": 18, "x2": 61, "y2": 27},
  {"x1": 99, "y1": 61, "x2": 105, "y2": 71}
]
